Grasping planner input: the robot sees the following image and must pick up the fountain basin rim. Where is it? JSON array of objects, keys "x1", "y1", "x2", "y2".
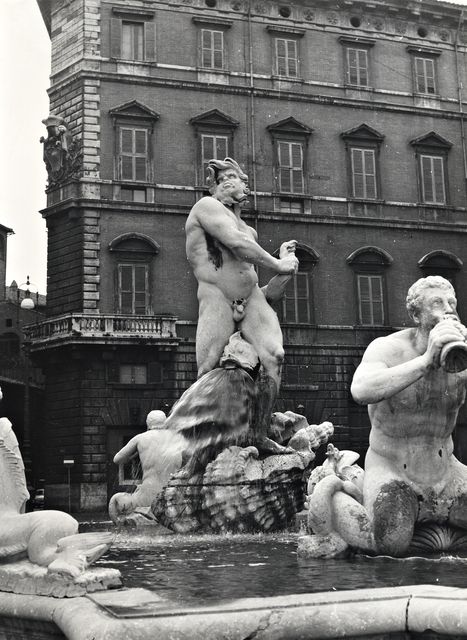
[{"x1": 1, "y1": 584, "x2": 467, "y2": 639}]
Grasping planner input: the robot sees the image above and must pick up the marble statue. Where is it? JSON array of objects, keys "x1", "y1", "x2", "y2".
[
  {"x1": 185, "y1": 157, "x2": 299, "y2": 440},
  {"x1": 300, "y1": 276, "x2": 467, "y2": 558},
  {"x1": 0, "y1": 415, "x2": 120, "y2": 596},
  {"x1": 109, "y1": 410, "x2": 185, "y2": 525}
]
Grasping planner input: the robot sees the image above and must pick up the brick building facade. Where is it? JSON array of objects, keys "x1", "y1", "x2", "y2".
[{"x1": 35, "y1": 0, "x2": 467, "y2": 510}]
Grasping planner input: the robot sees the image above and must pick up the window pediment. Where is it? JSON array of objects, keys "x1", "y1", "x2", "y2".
[
  {"x1": 109, "y1": 233, "x2": 160, "y2": 254},
  {"x1": 339, "y1": 36, "x2": 375, "y2": 48},
  {"x1": 190, "y1": 109, "x2": 239, "y2": 130},
  {"x1": 192, "y1": 16, "x2": 233, "y2": 29},
  {"x1": 267, "y1": 117, "x2": 313, "y2": 137},
  {"x1": 341, "y1": 124, "x2": 384, "y2": 144},
  {"x1": 410, "y1": 131, "x2": 452, "y2": 150},
  {"x1": 418, "y1": 250, "x2": 462, "y2": 270},
  {"x1": 347, "y1": 246, "x2": 393, "y2": 266},
  {"x1": 109, "y1": 101, "x2": 160, "y2": 124}
]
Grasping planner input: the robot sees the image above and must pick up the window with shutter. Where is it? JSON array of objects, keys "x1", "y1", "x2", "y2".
[
  {"x1": 275, "y1": 38, "x2": 298, "y2": 77},
  {"x1": 351, "y1": 148, "x2": 377, "y2": 199},
  {"x1": 346, "y1": 48, "x2": 369, "y2": 86},
  {"x1": 201, "y1": 134, "x2": 228, "y2": 176},
  {"x1": 357, "y1": 274, "x2": 384, "y2": 325},
  {"x1": 278, "y1": 141, "x2": 304, "y2": 193},
  {"x1": 201, "y1": 29, "x2": 224, "y2": 69},
  {"x1": 119, "y1": 127, "x2": 148, "y2": 182},
  {"x1": 122, "y1": 22, "x2": 144, "y2": 60},
  {"x1": 118, "y1": 263, "x2": 149, "y2": 314},
  {"x1": 279, "y1": 249, "x2": 316, "y2": 324},
  {"x1": 420, "y1": 154, "x2": 445, "y2": 204},
  {"x1": 415, "y1": 57, "x2": 436, "y2": 94}
]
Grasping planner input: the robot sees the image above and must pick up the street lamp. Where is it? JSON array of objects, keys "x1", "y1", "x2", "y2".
[{"x1": 19, "y1": 276, "x2": 38, "y2": 310}]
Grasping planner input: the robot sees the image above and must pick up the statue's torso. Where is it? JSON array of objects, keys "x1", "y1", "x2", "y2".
[{"x1": 186, "y1": 198, "x2": 259, "y2": 300}]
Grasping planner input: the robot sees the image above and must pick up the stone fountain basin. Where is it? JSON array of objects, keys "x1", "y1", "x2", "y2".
[
  {"x1": 2, "y1": 583, "x2": 467, "y2": 639},
  {"x1": 3, "y1": 530, "x2": 467, "y2": 638}
]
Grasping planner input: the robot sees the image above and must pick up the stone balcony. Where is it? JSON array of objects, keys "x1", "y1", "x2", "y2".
[{"x1": 26, "y1": 313, "x2": 179, "y2": 352}]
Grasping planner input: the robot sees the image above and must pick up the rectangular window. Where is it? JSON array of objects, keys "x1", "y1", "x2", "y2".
[
  {"x1": 201, "y1": 29, "x2": 224, "y2": 69},
  {"x1": 279, "y1": 199, "x2": 304, "y2": 214},
  {"x1": 122, "y1": 21, "x2": 144, "y2": 61},
  {"x1": 120, "y1": 187, "x2": 147, "y2": 202},
  {"x1": 201, "y1": 134, "x2": 228, "y2": 176},
  {"x1": 119, "y1": 128, "x2": 148, "y2": 182},
  {"x1": 346, "y1": 47, "x2": 369, "y2": 87},
  {"x1": 119, "y1": 364, "x2": 148, "y2": 384},
  {"x1": 351, "y1": 148, "x2": 377, "y2": 199},
  {"x1": 282, "y1": 273, "x2": 311, "y2": 324},
  {"x1": 278, "y1": 141, "x2": 304, "y2": 193},
  {"x1": 118, "y1": 264, "x2": 149, "y2": 314},
  {"x1": 420, "y1": 154, "x2": 446, "y2": 204},
  {"x1": 275, "y1": 38, "x2": 298, "y2": 77},
  {"x1": 357, "y1": 274, "x2": 384, "y2": 325},
  {"x1": 414, "y1": 57, "x2": 436, "y2": 94}
]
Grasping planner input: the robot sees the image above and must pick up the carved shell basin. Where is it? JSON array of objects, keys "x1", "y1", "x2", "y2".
[{"x1": 153, "y1": 445, "x2": 308, "y2": 534}]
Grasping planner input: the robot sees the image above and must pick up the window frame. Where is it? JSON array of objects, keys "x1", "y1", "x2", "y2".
[
  {"x1": 201, "y1": 28, "x2": 225, "y2": 70},
  {"x1": 407, "y1": 46, "x2": 441, "y2": 97},
  {"x1": 277, "y1": 246, "x2": 319, "y2": 325},
  {"x1": 118, "y1": 126, "x2": 149, "y2": 183},
  {"x1": 117, "y1": 262, "x2": 150, "y2": 315},
  {"x1": 275, "y1": 37, "x2": 299, "y2": 78},
  {"x1": 341, "y1": 124, "x2": 384, "y2": 202},
  {"x1": 189, "y1": 109, "x2": 239, "y2": 186},
  {"x1": 110, "y1": 8, "x2": 156, "y2": 62},
  {"x1": 339, "y1": 37, "x2": 375, "y2": 89},
  {"x1": 109, "y1": 232, "x2": 160, "y2": 316},
  {"x1": 278, "y1": 140, "x2": 305, "y2": 194},
  {"x1": 347, "y1": 247, "x2": 392, "y2": 328},
  {"x1": 192, "y1": 16, "x2": 232, "y2": 73},
  {"x1": 410, "y1": 132, "x2": 451, "y2": 206}
]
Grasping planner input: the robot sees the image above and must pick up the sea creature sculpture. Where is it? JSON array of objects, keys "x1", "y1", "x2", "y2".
[{"x1": 0, "y1": 417, "x2": 119, "y2": 596}]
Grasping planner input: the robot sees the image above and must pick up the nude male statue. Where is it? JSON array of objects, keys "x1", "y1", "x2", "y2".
[
  {"x1": 185, "y1": 157, "x2": 298, "y2": 430},
  {"x1": 108, "y1": 410, "x2": 184, "y2": 524},
  {"x1": 308, "y1": 276, "x2": 467, "y2": 557}
]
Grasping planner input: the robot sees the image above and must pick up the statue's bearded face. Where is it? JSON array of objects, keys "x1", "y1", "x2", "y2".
[
  {"x1": 214, "y1": 169, "x2": 248, "y2": 204},
  {"x1": 415, "y1": 287, "x2": 459, "y2": 330}
]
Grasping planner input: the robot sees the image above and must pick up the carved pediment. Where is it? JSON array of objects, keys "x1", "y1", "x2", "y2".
[
  {"x1": 109, "y1": 100, "x2": 160, "y2": 122},
  {"x1": 267, "y1": 117, "x2": 313, "y2": 136},
  {"x1": 410, "y1": 131, "x2": 452, "y2": 149},
  {"x1": 341, "y1": 123, "x2": 384, "y2": 143},
  {"x1": 190, "y1": 109, "x2": 239, "y2": 130}
]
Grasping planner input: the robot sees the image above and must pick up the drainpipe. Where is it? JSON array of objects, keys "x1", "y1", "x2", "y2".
[
  {"x1": 454, "y1": 9, "x2": 467, "y2": 196},
  {"x1": 247, "y1": 0, "x2": 258, "y2": 212}
]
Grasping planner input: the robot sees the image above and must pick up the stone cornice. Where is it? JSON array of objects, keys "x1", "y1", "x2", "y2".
[{"x1": 48, "y1": 69, "x2": 467, "y2": 122}]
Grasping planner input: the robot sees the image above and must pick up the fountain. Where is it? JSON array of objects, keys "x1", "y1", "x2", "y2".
[{"x1": 2, "y1": 161, "x2": 467, "y2": 637}]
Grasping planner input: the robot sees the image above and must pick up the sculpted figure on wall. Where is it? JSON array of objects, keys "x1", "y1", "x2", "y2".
[
  {"x1": 109, "y1": 410, "x2": 184, "y2": 524},
  {"x1": 302, "y1": 276, "x2": 467, "y2": 557},
  {"x1": 185, "y1": 157, "x2": 299, "y2": 448},
  {"x1": 40, "y1": 115, "x2": 81, "y2": 187}
]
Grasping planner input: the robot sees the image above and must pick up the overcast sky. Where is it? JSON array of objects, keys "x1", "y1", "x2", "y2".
[{"x1": 0, "y1": 0, "x2": 467, "y2": 295}]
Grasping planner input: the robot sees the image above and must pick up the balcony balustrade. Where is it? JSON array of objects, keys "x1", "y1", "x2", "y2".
[{"x1": 26, "y1": 313, "x2": 178, "y2": 351}]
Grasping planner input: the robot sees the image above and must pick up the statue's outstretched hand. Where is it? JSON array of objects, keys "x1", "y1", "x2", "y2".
[
  {"x1": 279, "y1": 240, "x2": 297, "y2": 258},
  {"x1": 277, "y1": 253, "x2": 299, "y2": 275}
]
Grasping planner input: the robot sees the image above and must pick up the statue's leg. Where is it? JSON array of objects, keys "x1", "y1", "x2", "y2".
[
  {"x1": 447, "y1": 457, "x2": 467, "y2": 529},
  {"x1": 371, "y1": 480, "x2": 418, "y2": 556},
  {"x1": 240, "y1": 289, "x2": 287, "y2": 451},
  {"x1": 196, "y1": 288, "x2": 235, "y2": 378}
]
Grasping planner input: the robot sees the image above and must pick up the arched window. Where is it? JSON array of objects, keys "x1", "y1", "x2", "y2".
[
  {"x1": 347, "y1": 247, "x2": 393, "y2": 326},
  {"x1": 278, "y1": 245, "x2": 319, "y2": 324},
  {"x1": 109, "y1": 233, "x2": 160, "y2": 315},
  {"x1": 418, "y1": 250, "x2": 462, "y2": 288}
]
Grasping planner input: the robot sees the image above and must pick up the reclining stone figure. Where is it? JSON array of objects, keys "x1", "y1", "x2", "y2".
[{"x1": 0, "y1": 416, "x2": 115, "y2": 586}]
